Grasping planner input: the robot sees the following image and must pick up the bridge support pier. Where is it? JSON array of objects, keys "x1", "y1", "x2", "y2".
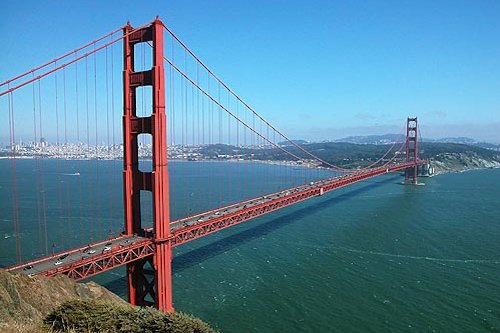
[
  {"x1": 123, "y1": 18, "x2": 174, "y2": 312},
  {"x1": 405, "y1": 117, "x2": 419, "y2": 184}
]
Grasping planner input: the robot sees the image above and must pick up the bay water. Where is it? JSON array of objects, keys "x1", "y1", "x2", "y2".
[{"x1": 1, "y1": 159, "x2": 499, "y2": 332}]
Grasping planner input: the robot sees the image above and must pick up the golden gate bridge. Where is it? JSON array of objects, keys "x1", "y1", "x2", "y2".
[{"x1": 0, "y1": 18, "x2": 425, "y2": 312}]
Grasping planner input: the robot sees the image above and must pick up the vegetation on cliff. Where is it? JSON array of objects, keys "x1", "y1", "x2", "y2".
[
  {"x1": 206, "y1": 141, "x2": 500, "y2": 173},
  {"x1": 45, "y1": 299, "x2": 216, "y2": 333},
  {"x1": 419, "y1": 143, "x2": 500, "y2": 174},
  {"x1": 0, "y1": 269, "x2": 217, "y2": 333}
]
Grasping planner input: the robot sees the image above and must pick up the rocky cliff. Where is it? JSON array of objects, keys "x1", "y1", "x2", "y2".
[
  {"x1": 429, "y1": 151, "x2": 500, "y2": 175},
  {"x1": 0, "y1": 269, "x2": 217, "y2": 333}
]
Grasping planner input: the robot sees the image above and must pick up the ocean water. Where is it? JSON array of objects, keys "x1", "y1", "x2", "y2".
[{"x1": 1, "y1": 160, "x2": 499, "y2": 332}]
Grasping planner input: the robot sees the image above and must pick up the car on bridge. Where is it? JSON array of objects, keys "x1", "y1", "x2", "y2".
[{"x1": 83, "y1": 247, "x2": 96, "y2": 254}]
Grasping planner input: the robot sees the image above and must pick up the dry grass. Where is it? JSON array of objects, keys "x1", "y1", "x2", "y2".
[
  {"x1": 0, "y1": 269, "x2": 217, "y2": 333},
  {"x1": 0, "y1": 322, "x2": 48, "y2": 333}
]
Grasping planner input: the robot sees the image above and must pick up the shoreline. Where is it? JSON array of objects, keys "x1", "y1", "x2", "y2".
[
  {"x1": 2, "y1": 155, "x2": 500, "y2": 176},
  {"x1": 430, "y1": 165, "x2": 500, "y2": 177}
]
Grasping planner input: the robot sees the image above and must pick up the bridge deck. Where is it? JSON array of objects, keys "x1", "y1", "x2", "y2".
[{"x1": 6, "y1": 161, "x2": 423, "y2": 280}]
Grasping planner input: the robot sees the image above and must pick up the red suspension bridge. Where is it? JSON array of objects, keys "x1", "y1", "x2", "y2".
[{"x1": 1, "y1": 18, "x2": 425, "y2": 313}]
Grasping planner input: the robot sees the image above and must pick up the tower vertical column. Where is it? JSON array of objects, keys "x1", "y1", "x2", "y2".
[
  {"x1": 405, "y1": 117, "x2": 418, "y2": 184},
  {"x1": 150, "y1": 18, "x2": 173, "y2": 313},
  {"x1": 122, "y1": 18, "x2": 173, "y2": 312}
]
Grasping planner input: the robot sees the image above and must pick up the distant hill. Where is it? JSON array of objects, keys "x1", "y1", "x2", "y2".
[
  {"x1": 278, "y1": 139, "x2": 309, "y2": 146},
  {"x1": 424, "y1": 136, "x2": 500, "y2": 151},
  {"x1": 244, "y1": 141, "x2": 500, "y2": 174},
  {"x1": 185, "y1": 139, "x2": 500, "y2": 174},
  {"x1": 434, "y1": 136, "x2": 476, "y2": 144},
  {"x1": 334, "y1": 134, "x2": 500, "y2": 151},
  {"x1": 334, "y1": 134, "x2": 404, "y2": 145}
]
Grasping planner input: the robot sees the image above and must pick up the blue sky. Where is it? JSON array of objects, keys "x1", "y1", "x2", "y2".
[{"x1": 2, "y1": 0, "x2": 500, "y2": 142}]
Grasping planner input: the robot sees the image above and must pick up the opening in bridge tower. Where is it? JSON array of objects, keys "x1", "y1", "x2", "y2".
[
  {"x1": 123, "y1": 18, "x2": 173, "y2": 312},
  {"x1": 405, "y1": 117, "x2": 419, "y2": 184}
]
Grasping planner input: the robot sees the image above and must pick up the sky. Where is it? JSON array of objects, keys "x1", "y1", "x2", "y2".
[{"x1": 1, "y1": 0, "x2": 500, "y2": 143}]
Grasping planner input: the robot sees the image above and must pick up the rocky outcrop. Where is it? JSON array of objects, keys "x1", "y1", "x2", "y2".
[
  {"x1": 0, "y1": 269, "x2": 123, "y2": 332},
  {"x1": 429, "y1": 151, "x2": 500, "y2": 175},
  {"x1": 0, "y1": 269, "x2": 217, "y2": 333}
]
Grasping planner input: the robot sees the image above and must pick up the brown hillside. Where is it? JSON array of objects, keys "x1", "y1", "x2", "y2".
[
  {"x1": 0, "y1": 269, "x2": 217, "y2": 333},
  {"x1": 0, "y1": 269, "x2": 123, "y2": 332}
]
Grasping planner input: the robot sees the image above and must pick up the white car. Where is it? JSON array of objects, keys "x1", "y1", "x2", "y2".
[
  {"x1": 83, "y1": 247, "x2": 96, "y2": 254},
  {"x1": 54, "y1": 260, "x2": 63, "y2": 266},
  {"x1": 102, "y1": 246, "x2": 111, "y2": 252}
]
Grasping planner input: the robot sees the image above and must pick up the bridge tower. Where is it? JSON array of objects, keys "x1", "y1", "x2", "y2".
[
  {"x1": 123, "y1": 18, "x2": 173, "y2": 312},
  {"x1": 405, "y1": 117, "x2": 419, "y2": 184}
]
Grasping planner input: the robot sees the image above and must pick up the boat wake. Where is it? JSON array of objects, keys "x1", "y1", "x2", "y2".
[
  {"x1": 292, "y1": 242, "x2": 500, "y2": 264},
  {"x1": 61, "y1": 172, "x2": 81, "y2": 176},
  {"x1": 329, "y1": 246, "x2": 500, "y2": 264}
]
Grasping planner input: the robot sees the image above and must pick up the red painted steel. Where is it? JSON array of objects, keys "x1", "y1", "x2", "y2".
[
  {"x1": 6, "y1": 236, "x2": 137, "y2": 272},
  {"x1": 1, "y1": 17, "x2": 427, "y2": 315},
  {"x1": 0, "y1": 27, "x2": 122, "y2": 88},
  {"x1": 6, "y1": 161, "x2": 424, "y2": 283},
  {"x1": 0, "y1": 22, "x2": 154, "y2": 98},
  {"x1": 150, "y1": 18, "x2": 173, "y2": 313},
  {"x1": 170, "y1": 161, "x2": 424, "y2": 246},
  {"x1": 44, "y1": 240, "x2": 155, "y2": 280},
  {"x1": 122, "y1": 18, "x2": 173, "y2": 312},
  {"x1": 405, "y1": 117, "x2": 419, "y2": 184}
]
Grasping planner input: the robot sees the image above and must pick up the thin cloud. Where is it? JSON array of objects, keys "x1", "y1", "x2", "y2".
[
  {"x1": 426, "y1": 111, "x2": 447, "y2": 118},
  {"x1": 354, "y1": 113, "x2": 377, "y2": 120}
]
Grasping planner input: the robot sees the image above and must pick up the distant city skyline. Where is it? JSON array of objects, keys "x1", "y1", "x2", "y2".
[
  {"x1": 2, "y1": 126, "x2": 499, "y2": 147},
  {"x1": 2, "y1": 1, "x2": 499, "y2": 143}
]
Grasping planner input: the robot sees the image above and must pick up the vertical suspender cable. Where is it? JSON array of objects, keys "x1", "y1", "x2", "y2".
[
  {"x1": 105, "y1": 43, "x2": 112, "y2": 236},
  {"x1": 32, "y1": 75, "x2": 43, "y2": 256},
  {"x1": 85, "y1": 57, "x2": 93, "y2": 242},
  {"x1": 111, "y1": 40, "x2": 118, "y2": 235},
  {"x1": 54, "y1": 63, "x2": 64, "y2": 250},
  {"x1": 227, "y1": 91, "x2": 231, "y2": 204},
  {"x1": 93, "y1": 43, "x2": 101, "y2": 240},
  {"x1": 171, "y1": 39, "x2": 176, "y2": 219},
  {"x1": 110, "y1": 36, "x2": 117, "y2": 235},
  {"x1": 38, "y1": 80, "x2": 49, "y2": 255},
  {"x1": 8, "y1": 92, "x2": 21, "y2": 262},
  {"x1": 63, "y1": 67, "x2": 73, "y2": 244},
  {"x1": 217, "y1": 82, "x2": 221, "y2": 206},
  {"x1": 181, "y1": 50, "x2": 186, "y2": 216},
  {"x1": 75, "y1": 54, "x2": 84, "y2": 245}
]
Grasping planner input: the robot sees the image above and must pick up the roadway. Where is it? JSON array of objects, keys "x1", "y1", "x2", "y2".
[
  {"x1": 6, "y1": 161, "x2": 423, "y2": 279},
  {"x1": 8, "y1": 235, "x2": 147, "y2": 277},
  {"x1": 169, "y1": 174, "x2": 348, "y2": 231},
  {"x1": 9, "y1": 175, "x2": 339, "y2": 277}
]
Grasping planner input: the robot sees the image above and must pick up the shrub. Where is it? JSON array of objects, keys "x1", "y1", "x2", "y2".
[{"x1": 44, "y1": 299, "x2": 217, "y2": 333}]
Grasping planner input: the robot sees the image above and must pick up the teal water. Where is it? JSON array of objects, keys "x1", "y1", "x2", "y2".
[{"x1": 1, "y1": 160, "x2": 500, "y2": 332}]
